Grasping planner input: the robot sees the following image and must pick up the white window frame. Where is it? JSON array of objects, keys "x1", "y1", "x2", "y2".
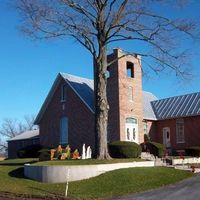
[{"x1": 176, "y1": 118, "x2": 185, "y2": 143}]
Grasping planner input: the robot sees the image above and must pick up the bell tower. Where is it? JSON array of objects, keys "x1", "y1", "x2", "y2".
[{"x1": 107, "y1": 48, "x2": 144, "y2": 144}]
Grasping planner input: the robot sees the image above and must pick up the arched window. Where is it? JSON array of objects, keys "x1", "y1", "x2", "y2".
[
  {"x1": 60, "y1": 117, "x2": 68, "y2": 145},
  {"x1": 61, "y1": 84, "x2": 66, "y2": 102},
  {"x1": 126, "y1": 62, "x2": 134, "y2": 78},
  {"x1": 126, "y1": 118, "x2": 137, "y2": 124}
]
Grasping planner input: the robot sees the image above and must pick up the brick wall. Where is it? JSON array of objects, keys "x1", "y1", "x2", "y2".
[
  {"x1": 107, "y1": 52, "x2": 120, "y2": 142},
  {"x1": 144, "y1": 120, "x2": 157, "y2": 141},
  {"x1": 39, "y1": 78, "x2": 95, "y2": 152},
  {"x1": 107, "y1": 49, "x2": 144, "y2": 144},
  {"x1": 153, "y1": 116, "x2": 200, "y2": 150}
]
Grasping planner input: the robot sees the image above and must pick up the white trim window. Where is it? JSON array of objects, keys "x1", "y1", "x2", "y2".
[
  {"x1": 61, "y1": 84, "x2": 66, "y2": 102},
  {"x1": 176, "y1": 118, "x2": 185, "y2": 143}
]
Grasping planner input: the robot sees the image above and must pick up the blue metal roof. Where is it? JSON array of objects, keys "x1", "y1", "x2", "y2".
[
  {"x1": 143, "y1": 91, "x2": 158, "y2": 120},
  {"x1": 61, "y1": 73, "x2": 95, "y2": 112},
  {"x1": 61, "y1": 73, "x2": 158, "y2": 120},
  {"x1": 151, "y1": 92, "x2": 200, "y2": 120}
]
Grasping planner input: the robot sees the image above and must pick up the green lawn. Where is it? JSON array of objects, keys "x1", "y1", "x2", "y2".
[
  {"x1": 0, "y1": 158, "x2": 39, "y2": 165},
  {"x1": 0, "y1": 159, "x2": 195, "y2": 200},
  {"x1": 34, "y1": 158, "x2": 143, "y2": 166}
]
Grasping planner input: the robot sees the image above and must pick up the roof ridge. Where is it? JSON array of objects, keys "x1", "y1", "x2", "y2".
[{"x1": 60, "y1": 72, "x2": 93, "y2": 82}]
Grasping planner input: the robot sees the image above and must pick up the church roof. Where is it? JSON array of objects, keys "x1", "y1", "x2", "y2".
[
  {"x1": 7, "y1": 129, "x2": 39, "y2": 141},
  {"x1": 35, "y1": 73, "x2": 200, "y2": 123},
  {"x1": 151, "y1": 92, "x2": 200, "y2": 120},
  {"x1": 61, "y1": 73, "x2": 158, "y2": 120},
  {"x1": 143, "y1": 91, "x2": 158, "y2": 120},
  {"x1": 61, "y1": 73, "x2": 95, "y2": 112}
]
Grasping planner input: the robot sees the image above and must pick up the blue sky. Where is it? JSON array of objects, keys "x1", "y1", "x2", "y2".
[{"x1": 0, "y1": 1, "x2": 200, "y2": 124}]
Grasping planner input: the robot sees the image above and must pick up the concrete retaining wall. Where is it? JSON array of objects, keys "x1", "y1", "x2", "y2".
[
  {"x1": 172, "y1": 157, "x2": 200, "y2": 165},
  {"x1": 24, "y1": 161, "x2": 154, "y2": 183}
]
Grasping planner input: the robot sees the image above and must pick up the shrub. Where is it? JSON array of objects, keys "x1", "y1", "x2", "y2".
[
  {"x1": 185, "y1": 146, "x2": 200, "y2": 157},
  {"x1": 38, "y1": 149, "x2": 51, "y2": 161},
  {"x1": 141, "y1": 142, "x2": 165, "y2": 157},
  {"x1": 17, "y1": 144, "x2": 42, "y2": 158},
  {"x1": 144, "y1": 134, "x2": 150, "y2": 142},
  {"x1": 109, "y1": 141, "x2": 142, "y2": 158}
]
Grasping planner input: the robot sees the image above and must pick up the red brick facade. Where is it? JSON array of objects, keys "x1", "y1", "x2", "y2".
[
  {"x1": 38, "y1": 48, "x2": 145, "y2": 152},
  {"x1": 39, "y1": 78, "x2": 95, "y2": 151},
  {"x1": 148, "y1": 116, "x2": 200, "y2": 151},
  {"x1": 107, "y1": 49, "x2": 144, "y2": 144},
  {"x1": 39, "y1": 49, "x2": 200, "y2": 153}
]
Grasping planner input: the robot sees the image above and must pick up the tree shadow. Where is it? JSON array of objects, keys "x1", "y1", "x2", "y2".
[
  {"x1": 28, "y1": 187, "x2": 66, "y2": 199},
  {"x1": 8, "y1": 167, "x2": 28, "y2": 179}
]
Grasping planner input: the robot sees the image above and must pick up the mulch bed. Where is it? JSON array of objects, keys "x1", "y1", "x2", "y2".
[{"x1": 0, "y1": 192, "x2": 67, "y2": 200}]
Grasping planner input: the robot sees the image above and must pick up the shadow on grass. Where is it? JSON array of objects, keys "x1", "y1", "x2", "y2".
[
  {"x1": 8, "y1": 167, "x2": 28, "y2": 179},
  {"x1": 28, "y1": 187, "x2": 66, "y2": 199}
]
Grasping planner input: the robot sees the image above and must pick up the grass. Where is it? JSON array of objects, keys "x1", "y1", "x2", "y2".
[
  {"x1": 0, "y1": 158, "x2": 195, "y2": 200},
  {"x1": 34, "y1": 158, "x2": 143, "y2": 166},
  {"x1": 0, "y1": 158, "x2": 39, "y2": 165}
]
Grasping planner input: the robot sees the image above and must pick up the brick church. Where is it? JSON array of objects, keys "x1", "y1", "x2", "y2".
[{"x1": 8, "y1": 48, "x2": 200, "y2": 158}]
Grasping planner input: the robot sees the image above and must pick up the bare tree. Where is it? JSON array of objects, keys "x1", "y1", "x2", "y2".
[
  {"x1": 16, "y1": 0, "x2": 199, "y2": 159},
  {"x1": 0, "y1": 115, "x2": 37, "y2": 152}
]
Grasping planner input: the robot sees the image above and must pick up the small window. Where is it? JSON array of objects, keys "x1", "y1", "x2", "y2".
[
  {"x1": 127, "y1": 62, "x2": 134, "y2": 78},
  {"x1": 106, "y1": 67, "x2": 110, "y2": 78},
  {"x1": 61, "y1": 84, "x2": 66, "y2": 102},
  {"x1": 128, "y1": 86, "x2": 133, "y2": 101},
  {"x1": 176, "y1": 119, "x2": 184, "y2": 143}
]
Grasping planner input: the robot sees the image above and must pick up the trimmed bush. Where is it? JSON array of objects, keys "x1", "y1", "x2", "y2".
[
  {"x1": 38, "y1": 149, "x2": 51, "y2": 161},
  {"x1": 141, "y1": 142, "x2": 165, "y2": 157},
  {"x1": 185, "y1": 146, "x2": 200, "y2": 157},
  {"x1": 144, "y1": 134, "x2": 150, "y2": 142},
  {"x1": 109, "y1": 141, "x2": 142, "y2": 158},
  {"x1": 17, "y1": 144, "x2": 42, "y2": 158}
]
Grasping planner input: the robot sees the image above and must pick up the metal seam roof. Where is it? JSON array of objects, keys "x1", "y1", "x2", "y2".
[{"x1": 151, "y1": 92, "x2": 200, "y2": 120}]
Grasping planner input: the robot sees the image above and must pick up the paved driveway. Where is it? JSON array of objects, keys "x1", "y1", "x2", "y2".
[{"x1": 113, "y1": 174, "x2": 200, "y2": 200}]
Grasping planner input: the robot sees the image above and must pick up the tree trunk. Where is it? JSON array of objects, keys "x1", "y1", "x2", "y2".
[{"x1": 94, "y1": 46, "x2": 111, "y2": 160}]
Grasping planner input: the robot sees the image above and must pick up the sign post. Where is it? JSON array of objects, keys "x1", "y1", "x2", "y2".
[{"x1": 65, "y1": 168, "x2": 70, "y2": 197}]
